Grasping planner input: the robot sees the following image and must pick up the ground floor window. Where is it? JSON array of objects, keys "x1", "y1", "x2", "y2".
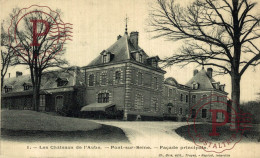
[
  {"x1": 135, "y1": 94, "x2": 143, "y2": 110},
  {"x1": 192, "y1": 109, "x2": 196, "y2": 118},
  {"x1": 168, "y1": 107, "x2": 172, "y2": 114},
  {"x1": 55, "y1": 95, "x2": 63, "y2": 111},
  {"x1": 179, "y1": 108, "x2": 183, "y2": 115},
  {"x1": 40, "y1": 95, "x2": 46, "y2": 107},
  {"x1": 202, "y1": 109, "x2": 207, "y2": 118},
  {"x1": 98, "y1": 93, "x2": 109, "y2": 103}
]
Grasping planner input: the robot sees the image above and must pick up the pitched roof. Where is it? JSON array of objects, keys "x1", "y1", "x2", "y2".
[
  {"x1": 2, "y1": 67, "x2": 85, "y2": 96},
  {"x1": 185, "y1": 68, "x2": 216, "y2": 90},
  {"x1": 86, "y1": 33, "x2": 149, "y2": 66}
]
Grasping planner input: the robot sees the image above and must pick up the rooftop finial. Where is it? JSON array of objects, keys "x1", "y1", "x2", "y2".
[
  {"x1": 201, "y1": 57, "x2": 206, "y2": 69},
  {"x1": 125, "y1": 14, "x2": 129, "y2": 35}
]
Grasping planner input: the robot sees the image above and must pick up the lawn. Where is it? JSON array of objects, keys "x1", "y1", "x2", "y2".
[
  {"x1": 175, "y1": 123, "x2": 260, "y2": 143},
  {"x1": 1, "y1": 110, "x2": 129, "y2": 142}
]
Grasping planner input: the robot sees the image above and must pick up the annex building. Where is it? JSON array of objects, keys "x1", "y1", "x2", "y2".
[{"x1": 1, "y1": 29, "x2": 228, "y2": 121}]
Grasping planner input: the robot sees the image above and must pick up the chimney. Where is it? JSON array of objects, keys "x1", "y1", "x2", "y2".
[
  {"x1": 130, "y1": 31, "x2": 139, "y2": 49},
  {"x1": 117, "y1": 35, "x2": 122, "y2": 40},
  {"x1": 193, "y1": 69, "x2": 198, "y2": 76},
  {"x1": 207, "y1": 68, "x2": 213, "y2": 78},
  {"x1": 16, "y1": 71, "x2": 23, "y2": 78}
]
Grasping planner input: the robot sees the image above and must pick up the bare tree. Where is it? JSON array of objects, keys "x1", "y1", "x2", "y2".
[
  {"x1": 7, "y1": 7, "x2": 72, "y2": 111},
  {"x1": 150, "y1": 0, "x2": 260, "y2": 129},
  {"x1": 1, "y1": 24, "x2": 17, "y2": 90}
]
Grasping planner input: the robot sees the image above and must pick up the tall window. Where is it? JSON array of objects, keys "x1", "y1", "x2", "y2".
[
  {"x1": 98, "y1": 93, "x2": 109, "y2": 103},
  {"x1": 139, "y1": 54, "x2": 143, "y2": 62},
  {"x1": 202, "y1": 109, "x2": 207, "y2": 118},
  {"x1": 179, "y1": 108, "x2": 183, "y2": 115},
  {"x1": 180, "y1": 94, "x2": 183, "y2": 102},
  {"x1": 192, "y1": 109, "x2": 196, "y2": 118},
  {"x1": 138, "y1": 72, "x2": 142, "y2": 85},
  {"x1": 151, "y1": 97, "x2": 159, "y2": 111},
  {"x1": 89, "y1": 74, "x2": 94, "y2": 86},
  {"x1": 168, "y1": 107, "x2": 172, "y2": 114},
  {"x1": 169, "y1": 89, "x2": 172, "y2": 97},
  {"x1": 153, "y1": 77, "x2": 158, "y2": 89},
  {"x1": 135, "y1": 94, "x2": 143, "y2": 110},
  {"x1": 40, "y1": 95, "x2": 46, "y2": 107},
  {"x1": 185, "y1": 95, "x2": 189, "y2": 103},
  {"x1": 103, "y1": 55, "x2": 107, "y2": 63},
  {"x1": 192, "y1": 95, "x2": 196, "y2": 103},
  {"x1": 101, "y1": 73, "x2": 107, "y2": 85},
  {"x1": 115, "y1": 71, "x2": 121, "y2": 84}
]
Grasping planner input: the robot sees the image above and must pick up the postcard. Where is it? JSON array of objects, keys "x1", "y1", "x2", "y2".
[{"x1": 1, "y1": 0, "x2": 259, "y2": 157}]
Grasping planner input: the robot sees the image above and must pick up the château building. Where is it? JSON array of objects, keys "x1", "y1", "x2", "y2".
[{"x1": 1, "y1": 28, "x2": 228, "y2": 121}]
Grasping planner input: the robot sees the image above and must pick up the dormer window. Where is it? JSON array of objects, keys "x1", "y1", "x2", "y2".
[
  {"x1": 101, "y1": 50, "x2": 112, "y2": 63},
  {"x1": 103, "y1": 55, "x2": 107, "y2": 63},
  {"x1": 139, "y1": 54, "x2": 143, "y2": 62},
  {"x1": 23, "y1": 82, "x2": 32, "y2": 91},
  {"x1": 147, "y1": 56, "x2": 160, "y2": 68},
  {"x1": 56, "y1": 78, "x2": 68, "y2": 87},
  {"x1": 192, "y1": 83, "x2": 199, "y2": 89},
  {"x1": 4, "y1": 85, "x2": 12, "y2": 93},
  {"x1": 219, "y1": 84, "x2": 225, "y2": 91},
  {"x1": 212, "y1": 82, "x2": 220, "y2": 89}
]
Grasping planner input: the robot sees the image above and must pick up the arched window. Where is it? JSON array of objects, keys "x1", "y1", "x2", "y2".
[
  {"x1": 89, "y1": 74, "x2": 94, "y2": 86},
  {"x1": 115, "y1": 71, "x2": 121, "y2": 84},
  {"x1": 101, "y1": 73, "x2": 107, "y2": 85},
  {"x1": 98, "y1": 93, "x2": 109, "y2": 103}
]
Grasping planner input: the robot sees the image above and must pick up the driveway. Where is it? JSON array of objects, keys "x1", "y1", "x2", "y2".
[{"x1": 92, "y1": 120, "x2": 191, "y2": 145}]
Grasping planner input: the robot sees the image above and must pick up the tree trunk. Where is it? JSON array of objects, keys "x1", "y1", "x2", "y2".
[
  {"x1": 1, "y1": 76, "x2": 4, "y2": 91},
  {"x1": 32, "y1": 84, "x2": 40, "y2": 111},
  {"x1": 230, "y1": 72, "x2": 241, "y2": 130}
]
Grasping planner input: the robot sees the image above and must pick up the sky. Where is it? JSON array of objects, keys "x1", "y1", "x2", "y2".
[{"x1": 1, "y1": 0, "x2": 260, "y2": 102}]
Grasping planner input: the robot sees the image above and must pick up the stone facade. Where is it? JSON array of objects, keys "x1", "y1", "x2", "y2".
[{"x1": 81, "y1": 30, "x2": 228, "y2": 121}]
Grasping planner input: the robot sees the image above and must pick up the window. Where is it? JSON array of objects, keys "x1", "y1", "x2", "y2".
[
  {"x1": 180, "y1": 108, "x2": 183, "y2": 115},
  {"x1": 4, "y1": 86, "x2": 12, "y2": 93},
  {"x1": 185, "y1": 95, "x2": 189, "y2": 103},
  {"x1": 24, "y1": 85, "x2": 31, "y2": 90},
  {"x1": 101, "y1": 73, "x2": 107, "y2": 85},
  {"x1": 192, "y1": 83, "x2": 199, "y2": 89},
  {"x1": 138, "y1": 72, "x2": 142, "y2": 85},
  {"x1": 56, "y1": 78, "x2": 68, "y2": 87},
  {"x1": 89, "y1": 74, "x2": 94, "y2": 86},
  {"x1": 135, "y1": 94, "x2": 143, "y2": 110},
  {"x1": 192, "y1": 95, "x2": 196, "y2": 103},
  {"x1": 103, "y1": 55, "x2": 107, "y2": 63},
  {"x1": 169, "y1": 89, "x2": 172, "y2": 97},
  {"x1": 168, "y1": 107, "x2": 172, "y2": 114},
  {"x1": 192, "y1": 109, "x2": 196, "y2": 118},
  {"x1": 55, "y1": 95, "x2": 63, "y2": 111},
  {"x1": 98, "y1": 93, "x2": 109, "y2": 103},
  {"x1": 151, "y1": 97, "x2": 159, "y2": 111},
  {"x1": 153, "y1": 77, "x2": 158, "y2": 89},
  {"x1": 115, "y1": 71, "x2": 121, "y2": 84},
  {"x1": 40, "y1": 95, "x2": 46, "y2": 107},
  {"x1": 202, "y1": 109, "x2": 207, "y2": 118},
  {"x1": 180, "y1": 94, "x2": 183, "y2": 102},
  {"x1": 139, "y1": 54, "x2": 143, "y2": 62}
]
